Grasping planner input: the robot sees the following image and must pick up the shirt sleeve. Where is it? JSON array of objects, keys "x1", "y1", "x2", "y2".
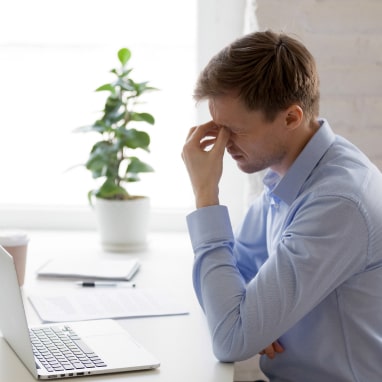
[
  {"x1": 186, "y1": 195, "x2": 368, "y2": 362},
  {"x1": 232, "y1": 192, "x2": 270, "y2": 282}
]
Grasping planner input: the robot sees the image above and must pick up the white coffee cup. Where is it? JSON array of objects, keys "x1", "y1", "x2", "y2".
[{"x1": 0, "y1": 230, "x2": 29, "y2": 286}]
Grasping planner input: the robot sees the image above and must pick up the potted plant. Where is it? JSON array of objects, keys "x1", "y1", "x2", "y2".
[{"x1": 75, "y1": 47, "x2": 157, "y2": 252}]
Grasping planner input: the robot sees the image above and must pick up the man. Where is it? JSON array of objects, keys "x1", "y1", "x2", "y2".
[{"x1": 182, "y1": 30, "x2": 382, "y2": 381}]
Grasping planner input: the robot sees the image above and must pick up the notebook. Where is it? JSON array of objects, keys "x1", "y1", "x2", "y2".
[
  {"x1": 36, "y1": 258, "x2": 140, "y2": 281},
  {"x1": 0, "y1": 245, "x2": 160, "y2": 379}
]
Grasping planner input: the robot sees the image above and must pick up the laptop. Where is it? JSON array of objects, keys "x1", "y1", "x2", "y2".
[{"x1": 0, "y1": 245, "x2": 160, "y2": 379}]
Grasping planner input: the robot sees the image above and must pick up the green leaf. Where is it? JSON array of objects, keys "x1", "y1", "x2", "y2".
[
  {"x1": 104, "y1": 111, "x2": 125, "y2": 124},
  {"x1": 129, "y1": 112, "x2": 155, "y2": 125},
  {"x1": 119, "y1": 68, "x2": 134, "y2": 78},
  {"x1": 126, "y1": 157, "x2": 154, "y2": 174},
  {"x1": 88, "y1": 190, "x2": 95, "y2": 206},
  {"x1": 104, "y1": 95, "x2": 122, "y2": 115},
  {"x1": 124, "y1": 174, "x2": 141, "y2": 182},
  {"x1": 86, "y1": 141, "x2": 119, "y2": 179},
  {"x1": 95, "y1": 83, "x2": 116, "y2": 93},
  {"x1": 96, "y1": 178, "x2": 128, "y2": 199},
  {"x1": 131, "y1": 81, "x2": 159, "y2": 96},
  {"x1": 118, "y1": 48, "x2": 131, "y2": 66},
  {"x1": 115, "y1": 78, "x2": 135, "y2": 92},
  {"x1": 119, "y1": 128, "x2": 150, "y2": 149},
  {"x1": 74, "y1": 121, "x2": 108, "y2": 134}
]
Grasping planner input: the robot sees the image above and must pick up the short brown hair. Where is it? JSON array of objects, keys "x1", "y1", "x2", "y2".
[{"x1": 194, "y1": 30, "x2": 320, "y2": 122}]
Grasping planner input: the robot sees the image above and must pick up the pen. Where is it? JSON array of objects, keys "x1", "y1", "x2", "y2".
[{"x1": 76, "y1": 281, "x2": 136, "y2": 288}]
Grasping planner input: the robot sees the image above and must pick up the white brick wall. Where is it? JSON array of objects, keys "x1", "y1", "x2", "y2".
[{"x1": 246, "y1": 0, "x2": 382, "y2": 169}]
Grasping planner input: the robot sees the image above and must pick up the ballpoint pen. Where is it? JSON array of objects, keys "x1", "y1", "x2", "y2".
[{"x1": 75, "y1": 281, "x2": 136, "y2": 288}]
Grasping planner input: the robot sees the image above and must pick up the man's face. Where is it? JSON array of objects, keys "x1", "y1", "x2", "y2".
[{"x1": 209, "y1": 95, "x2": 289, "y2": 175}]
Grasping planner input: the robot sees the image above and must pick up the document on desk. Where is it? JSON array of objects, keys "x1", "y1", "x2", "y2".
[{"x1": 28, "y1": 288, "x2": 189, "y2": 323}]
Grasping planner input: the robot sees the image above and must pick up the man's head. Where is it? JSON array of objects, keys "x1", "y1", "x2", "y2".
[{"x1": 194, "y1": 30, "x2": 320, "y2": 123}]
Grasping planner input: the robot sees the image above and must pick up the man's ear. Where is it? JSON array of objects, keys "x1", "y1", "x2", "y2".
[{"x1": 285, "y1": 105, "x2": 303, "y2": 130}]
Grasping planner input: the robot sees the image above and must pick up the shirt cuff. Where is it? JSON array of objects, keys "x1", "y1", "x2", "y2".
[{"x1": 186, "y1": 205, "x2": 234, "y2": 252}]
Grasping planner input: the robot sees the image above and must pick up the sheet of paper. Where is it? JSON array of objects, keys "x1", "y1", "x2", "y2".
[{"x1": 28, "y1": 288, "x2": 189, "y2": 323}]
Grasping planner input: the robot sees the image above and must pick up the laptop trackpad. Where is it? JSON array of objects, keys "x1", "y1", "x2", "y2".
[{"x1": 73, "y1": 320, "x2": 159, "y2": 369}]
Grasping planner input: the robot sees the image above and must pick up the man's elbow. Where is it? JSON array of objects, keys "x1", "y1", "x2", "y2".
[{"x1": 211, "y1": 334, "x2": 253, "y2": 363}]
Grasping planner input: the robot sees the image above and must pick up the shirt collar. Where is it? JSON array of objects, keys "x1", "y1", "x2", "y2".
[{"x1": 263, "y1": 118, "x2": 336, "y2": 205}]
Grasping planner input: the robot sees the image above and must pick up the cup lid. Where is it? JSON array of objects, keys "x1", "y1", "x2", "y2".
[{"x1": 0, "y1": 230, "x2": 29, "y2": 246}]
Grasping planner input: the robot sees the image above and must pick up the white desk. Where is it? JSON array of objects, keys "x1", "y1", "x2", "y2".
[{"x1": 0, "y1": 231, "x2": 234, "y2": 382}]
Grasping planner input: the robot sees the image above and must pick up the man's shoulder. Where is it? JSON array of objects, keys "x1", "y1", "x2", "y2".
[{"x1": 298, "y1": 137, "x2": 382, "y2": 213}]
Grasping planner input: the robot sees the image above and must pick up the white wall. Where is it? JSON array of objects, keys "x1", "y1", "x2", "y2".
[{"x1": 247, "y1": 0, "x2": 382, "y2": 170}]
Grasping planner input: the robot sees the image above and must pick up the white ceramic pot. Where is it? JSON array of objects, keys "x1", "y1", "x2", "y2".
[{"x1": 94, "y1": 196, "x2": 150, "y2": 252}]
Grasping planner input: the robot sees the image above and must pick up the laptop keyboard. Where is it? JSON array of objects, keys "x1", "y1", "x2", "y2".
[{"x1": 30, "y1": 325, "x2": 107, "y2": 373}]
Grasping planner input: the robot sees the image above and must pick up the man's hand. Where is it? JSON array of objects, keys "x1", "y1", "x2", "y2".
[
  {"x1": 182, "y1": 121, "x2": 230, "y2": 208},
  {"x1": 259, "y1": 341, "x2": 284, "y2": 359}
]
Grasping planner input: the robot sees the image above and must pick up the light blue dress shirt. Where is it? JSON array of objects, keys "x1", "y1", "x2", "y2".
[{"x1": 187, "y1": 119, "x2": 382, "y2": 382}]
